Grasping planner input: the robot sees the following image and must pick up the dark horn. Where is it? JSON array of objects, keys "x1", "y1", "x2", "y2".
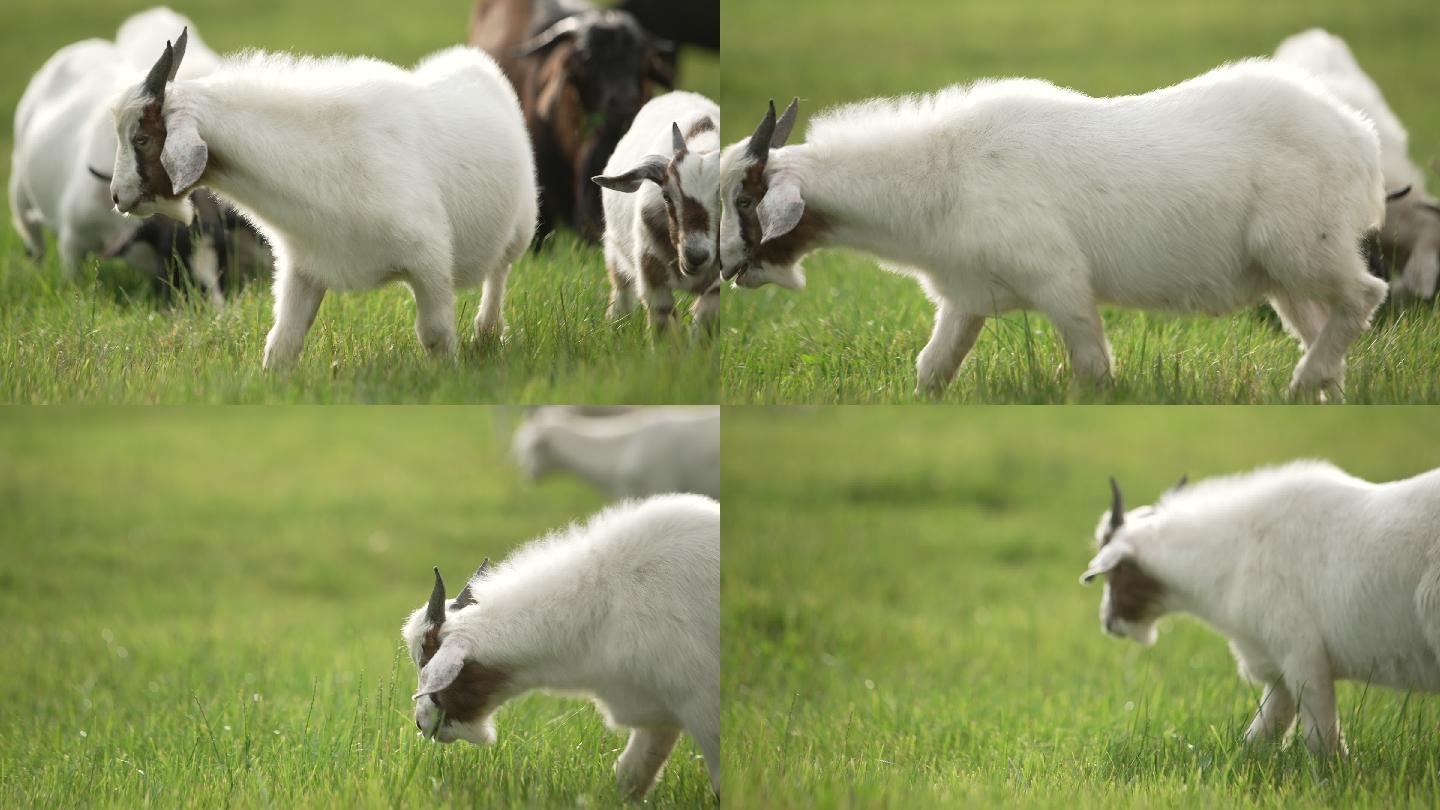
[
  {"x1": 88, "y1": 166, "x2": 113, "y2": 183},
  {"x1": 167, "y1": 27, "x2": 189, "y2": 82},
  {"x1": 746, "y1": 100, "x2": 777, "y2": 162},
  {"x1": 672, "y1": 122, "x2": 686, "y2": 155},
  {"x1": 143, "y1": 39, "x2": 175, "y2": 102},
  {"x1": 1386, "y1": 184, "x2": 1412, "y2": 202},
  {"x1": 772, "y1": 97, "x2": 799, "y2": 148},
  {"x1": 1108, "y1": 477, "x2": 1124, "y2": 531},
  {"x1": 426, "y1": 566, "x2": 446, "y2": 625},
  {"x1": 1173, "y1": 474, "x2": 1188, "y2": 491},
  {"x1": 451, "y1": 558, "x2": 490, "y2": 609}
]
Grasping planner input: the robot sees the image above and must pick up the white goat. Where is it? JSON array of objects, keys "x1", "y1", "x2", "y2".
[
  {"x1": 1275, "y1": 28, "x2": 1440, "y2": 300},
  {"x1": 1081, "y1": 463, "x2": 1440, "y2": 755},
  {"x1": 594, "y1": 91, "x2": 722, "y2": 332},
  {"x1": 10, "y1": 8, "x2": 218, "y2": 273},
  {"x1": 512, "y1": 406, "x2": 720, "y2": 499},
  {"x1": 720, "y1": 61, "x2": 1391, "y2": 400},
  {"x1": 401, "y1": 494, "x2": 720, "y2": 799},
  {"x1": 108, "y1": 30, "x2": 537, "y2": 367}
]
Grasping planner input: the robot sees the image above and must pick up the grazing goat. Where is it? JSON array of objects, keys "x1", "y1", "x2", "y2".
[
  {"x1": 470, "y1": 0, "x2": 674, "y2": 243},
  {"x1": 721, "y1": 61, "x2": 1391, "y2": 400},
  {"x1": 594, "y1": 91, "x2": 721, "y2": 331},
  {"x1": 512, "y1": 406, "x2": 720, "y2": 498},
  {"x1": 1081, "y1": 464, "x2": 1440, "y2": 756},
  {"x1": 108, "y1": 30, "x2": 537, "y2": 367},
  {"x1": 402, "y1": 494, "x2": 720, "y2": 799},
  {"x1": 96, "y1": 188, "x2": 271, "y2": 306},
  {"x1": 1275, "y1": 29, "x2": 1440, "y2": 300},
  {"x1": 10, "y1": 8, "x2": 219, "y2": 277}
]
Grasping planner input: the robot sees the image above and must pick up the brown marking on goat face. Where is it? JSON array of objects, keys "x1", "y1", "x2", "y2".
[
  {"x1": 736, "y1": 159, "x2": 830, "y2": 268},
  {"x1": 419, "y1": 625, "x2": 442, "y2": 666},
  {"x1": 667, "y1": 162, "x2": 711, "y2": 236},
  {"x1": 1108, "y1": 561, "x2": 1165, "y2": 623},
  {"x1": 430, "y1": 660, "x2": 510, "y2": 725},
  {"x1": 135, "y1": 100, "x2": 175, "y2": 199}
]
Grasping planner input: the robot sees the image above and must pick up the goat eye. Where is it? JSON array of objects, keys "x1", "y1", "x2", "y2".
[
  {"x1": 736, "y1": 196, "x2": 753, "y2": 211},
  {"x1": 132, "y1": 134, "x2": 149, "y2": 148}
]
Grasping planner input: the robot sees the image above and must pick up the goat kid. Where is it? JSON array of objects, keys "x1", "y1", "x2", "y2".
[
  {"x1": 594, "y1": 91, "x2": 721, "y2": 332},
  {"x1": 401, "y1": 494, "x2": 720, "y2": 799},
  {"x1": 721, "y1": 62, "x2": 1390, "y2": 400},
  {"x1": 1081, "y1": 465, "x2": 1440, "y2": 755},
  {"x1": 109, "y1": 29, "x2": 537, "y2": 367}
]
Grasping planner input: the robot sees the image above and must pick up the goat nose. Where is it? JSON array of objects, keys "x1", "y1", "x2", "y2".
[
  {"x1": 111, "y1": 193, "x2": 119, "y2": 206},
  {"x1": 684, "y1": 246, "x2": 710, "y2": 270}
]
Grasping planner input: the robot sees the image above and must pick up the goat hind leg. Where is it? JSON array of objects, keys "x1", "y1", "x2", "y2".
[
  {"x1": 409, "y1": 274, "x2": 458, "y2": 358},
  {"x1": 1288, "y1": 272, "x2": 1386, "y2": 401},
  {"x1": 614, "y1": 726, "x2": 681, "y2": 800},
  {"x1": 1244, "y1": 682, "x2": 1297, "y2": 745},
  {"x1": 474, "y1": 264, "x2": 510, "y2": 340}
]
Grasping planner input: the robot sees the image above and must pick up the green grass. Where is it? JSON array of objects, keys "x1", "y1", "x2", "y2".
[
  {"x1": 0, "y1": 0, "x2": 719, "y2": 404},
  {"x1": 722, "y1": 407, "x2": 1440, "y2": 808},
  {"x1": 718, "y1": 0, "x2": 1440, "y2": 403},
  {"x1": 0, "y1": 408, "x2": 715, "y2": 808}
]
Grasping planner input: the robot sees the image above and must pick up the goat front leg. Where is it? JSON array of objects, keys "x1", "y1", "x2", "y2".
[
  {"x1": 1244, "y1": 682, "x2": 1297, "y2": 745},
  {"x1": 1284, "y1": 657, "x2": 1345, "y2": 756},
  {"x1": 640, "y1": 253, "x2": 678, "y2": 332},
  {"x1": 474, "y1": 264, "x2": 510, "y2": 341},
  {"x1": 915, "y1": 304, "x2": 985, "y2": 395},
  {"x1": 264, "y1": 266, "x2": 327, "y2": 369},
  {"x1": 691, "y1": 283, "x2": 720, "y2": 336},
  {"x1": 614, "y1": 726, "x2": 681, "y2": 800},
  {"x1": 408, "y1": 273, "x2": 458, "y2": 358}
]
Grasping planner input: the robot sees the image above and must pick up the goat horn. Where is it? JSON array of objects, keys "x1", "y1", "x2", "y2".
[
  {"x1": 88, "y1": 166, "x2": 113, "y2": 183},
  {"x1": 426, "y1": 566, "x2": 446, "y2": 625},
  {"x1": 515, "y1": 15, "x2": 584, "y2": 56},
  {"x1": 143, "y1": 38, "x2": 175, "y2": 102},
  {"x1": 1173, "y1": 474, "x2": 1188, "y2": 491},
  {"x1": 452, "y1": 558, "x2": 490, "y2": 609},
  {"x1": 1386, "y1": 184, "x2": 1412, "y2": 202},
  {"x1": 747, "y1": 100, "x2": 777, "y2": 162},
  {"x1": 1108, "y1": 477, "x2": 1125, "y2": 532},
  {"x1": 773, "y1": 97, "x2": 799, "y2": 148},
  {"x1": 672, "y1": 122, "x2": 686, "y2": 155},
  {"x1": 168, "y1": 27, "x2": 188, "y2": 83}
]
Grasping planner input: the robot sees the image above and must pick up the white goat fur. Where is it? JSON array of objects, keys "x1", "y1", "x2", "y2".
[
  {"x1": 10, "y1": 8, "x2": 218, "y2": 273},
  {"x1": 513, "y1": 406, "x2": 720, "y2": 499},
  {"x1": 401, "y1": 494, "x2": 720, "y2": 797},
  {"x1": 1082, "y1": 461, "x2": 1440, "y2": 755},
  {"x1": 598, "y1": 91, "x2": 722, "y2": 330},
  {"x1": 1274, "y1": 29, "x2": 1440, "y2": 300},
  {"x1": 723, "y1": 60, "x2": 1389, "y2": 398},
  {"x1": 109, "y1": 44, "x2": 537, "y2": 367}
]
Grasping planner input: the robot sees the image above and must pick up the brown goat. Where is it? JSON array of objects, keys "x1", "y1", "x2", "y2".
[{"x1": 470, "y1": 0, "x2": 674, "y2": 244}]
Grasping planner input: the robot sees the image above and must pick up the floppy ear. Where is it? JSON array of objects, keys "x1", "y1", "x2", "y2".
[
  {"x1": 1080, "y1": 540, "x2": 1134, "y2": 584},
  {"x1": 592, "y1": 155, "x2": 667, "y2": 193},
  {"x1": 412, "y1": 641, "x2": 466, "y2": 700},
  {"x1": 161, "y1": 115, "x2": 207, "y2": 194},
  {"x1": 758, "y1": 181, "x2": 805, "y2": 243}
]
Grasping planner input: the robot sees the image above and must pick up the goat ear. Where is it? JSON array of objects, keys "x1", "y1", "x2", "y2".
[
  {"x1": 412, "y1": 641, "x2": 465, "y2": 700},
  {"x1": 1080, "y1": 540, "x2": 1133, "y2": 584},
  {"x1": 592, "y1": 155, "x2": 667, "y2": 193},
  {"x1": 758, "y1": 181, "x2": 805, "y2": 243},
  {"x1": 161, "y1": 116, "x2": 207, "y2": 195},
  {"x1": 772, "y1": 97, "x2": 799, "y2": 148}
]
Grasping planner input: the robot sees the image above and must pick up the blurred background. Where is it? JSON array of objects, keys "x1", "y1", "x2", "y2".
[
  {"x1": 723, "y1": 407, "x2": 1440, "y2": 807},
  {"x1": 0, "y1": 406, "x2": 715, "y2": 807}
]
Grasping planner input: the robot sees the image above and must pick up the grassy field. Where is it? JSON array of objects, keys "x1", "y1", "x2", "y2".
[
  {"x1": 718, "y1": 0, "x2": 1440, "y2": 403},
  {"x1": 722, "y1": 407, "x2": 1440, "y2": 808},
  {"x1": 0, "y1": 408, "x2": 715, "y2": 808},
  {"x1": 0, "y1": 0, "x2": 719, "y2": 404}
]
